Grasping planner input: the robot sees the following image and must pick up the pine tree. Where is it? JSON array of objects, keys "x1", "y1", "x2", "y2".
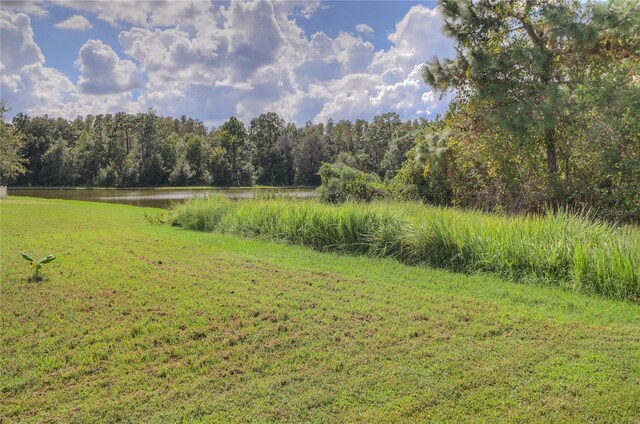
[{"x1": 423, "y1": 0, "x2": 640, "y2": 204}]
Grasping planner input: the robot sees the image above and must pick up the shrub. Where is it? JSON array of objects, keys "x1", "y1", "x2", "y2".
[{"x1": 317, "y1": 162, "x2": 387, "y2": 203}]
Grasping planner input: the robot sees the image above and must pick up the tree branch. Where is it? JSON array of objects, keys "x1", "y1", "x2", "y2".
[{"x1": 520, "y1": 19, "x2": 547, "y2": 51}]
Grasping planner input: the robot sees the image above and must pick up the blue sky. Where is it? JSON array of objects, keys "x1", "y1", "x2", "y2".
[
  {"x1": 30, "y1": 5, "x2": 124, "y2": 82},
  {"x1": 1, "y1": 1, "x2": 452, "y2": 127},
  {"x1": 302, "y1": 1, "x2": 438, "y2": 49}
]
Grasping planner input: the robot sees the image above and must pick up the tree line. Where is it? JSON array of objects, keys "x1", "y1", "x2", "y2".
[{"x1": 0, "y1": 104, "x2": 425, "y2": 188}]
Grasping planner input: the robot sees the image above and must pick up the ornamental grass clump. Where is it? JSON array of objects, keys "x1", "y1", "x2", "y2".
[{"x1": 169, "y1": 197, "x2": 640, "y2": 301}]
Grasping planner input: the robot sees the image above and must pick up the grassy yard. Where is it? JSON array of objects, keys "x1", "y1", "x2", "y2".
[{"x1": 1, "y1": 197, "x2": 639, "y2": 422}]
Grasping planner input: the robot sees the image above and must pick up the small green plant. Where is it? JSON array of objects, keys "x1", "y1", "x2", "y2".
[
  {"x1": 21, "y1": 252, "x2": 56, "y2": 282},
  {"x1": 144, "y1": 211, "x2": 168, "y2": 225}
]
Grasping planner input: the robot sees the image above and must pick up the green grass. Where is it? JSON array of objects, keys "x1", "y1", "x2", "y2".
[
  {"x1": 171, "y1": 196, "x2": 640, "y2": 301},
  {"x1": 1, "y1": 197, "x2": 640, "y2": 422}
]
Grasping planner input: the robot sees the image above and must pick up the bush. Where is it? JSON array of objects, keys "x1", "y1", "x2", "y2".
[
  {"x1": 317, "y1": 162, "x2": 387, "y2": 203},
  {"x1": 389, "y1": 149, "x2": 452, "y2": 206}
]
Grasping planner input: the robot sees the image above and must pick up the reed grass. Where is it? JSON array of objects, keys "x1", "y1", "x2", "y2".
[{"x1": 170, "y1": 196, "x2": 640, "y2": 300}]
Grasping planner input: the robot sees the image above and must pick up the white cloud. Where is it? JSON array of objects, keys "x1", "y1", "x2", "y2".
[
  {"x1": 54, "y1": 0, "x2": 326, "y2": 28},
  {"x1": 54, "y1": 14, "x2": 92, "y2": 31},
  {"x1": 297, "y1": 1, "x2": 322, "y2": 19},
  {"x1": 0, "y1": 10, "x2": 73, "y2": 114},
  {"x1": 116, "y1": 0, "x2": 311, "y2": 120},
  {"x1": 145, "y1": 3, "x2": 452, "y2": 124},
  {"x1": 1, "y1": 1, "x2": 47, "y2": 17},
  {"x1": 331, "y1": 32, "x2": 375, "y2": 73},
  {"x1": 2, "y1": 2, "x2": 454, "y2": 126},
  {"x1": 52, "y1": 0, "x2": 225, "y2": 29},
  {"x1": 0, "y1": 10, "x2": 44, "y2": 74},
  {"x1": 76, "y1": 39, "x2": 142, "y2": 94},
  {"x1": 310, "y1": 5, "x2": 454, "y2": 122},
  {"x1": 355, "y1": 23, "x2": 374, "y2": 35},
  {"x1": 118, "y1": 1, "x2": 298, "y2": 82},
  {"x1": 1, "y1": 10, "x2": 143, "y2": 118}
]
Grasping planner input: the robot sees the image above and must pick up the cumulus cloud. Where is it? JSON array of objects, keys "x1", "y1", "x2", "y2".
[
  {"x1": 51, "y1": 0, "x2": 214, "y2": 28},
  {"x1": 355, "y1": 23, "x2": 374, "y2": 35},
  {"x1": 1, "y1": 1, "x2": 454, "y2": 125},
  {"x1": 0, "y1": 10, "x2": 44, "y2": 74},
  {"x1": 54, "y1": 0, "x2": 324, "y2": 28},
  {"x1": 1, "y1": 10, "x2": 143, "y2": 118},
  {"x1": 0, "y1": 10, "x2": 73, "y2": 114},
  {"x1": 311, "y1": 5, "x2": 454, "y2": 122},
  {"x1": 123, "y1": 2, "x2": 452, "y2": 124},
  {"x1": 1, "y1": 1, "x2": 47, "y2": 17},
  {"x1": 55, "y1": 14, "x2": 92, "y2": 30},
  {"x1": 118, "y1": 1, "x2": 294, "y2": 82},
  {"x1": 76, "y1": 39, "x2": 141, "y2": 94},
  {"x1": 116, "y1": 0, "x2": 311, "y2": 119}
]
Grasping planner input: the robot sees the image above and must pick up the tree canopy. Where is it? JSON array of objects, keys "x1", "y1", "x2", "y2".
[
  {"x1": 0, "y1": 101, "x2": 26, "y2": 185},
  {"x1": 423, "y1": 0, "x2": 640, "y2": 203}
]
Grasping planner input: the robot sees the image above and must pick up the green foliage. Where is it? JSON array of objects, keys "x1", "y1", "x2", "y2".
[
  {"x1": 171, "y1": 197, "x2": 640, "y2": 301},
  {"x1": 0, "y1": 101, "x2": 26, "y2": 184},
  {"x1": 412, "y1": 0, "x2": 640, "y2": 221},
  {"x1": 387, "y1": 120, "x2": 453, "y2": 205},
  {"x1": 5, "y1": 108, "x2": 420, "y2": 190},
  {"x1": 424, "y1": 0, "x2": 640, "y2": 206},
  {"x1": 144, "y1": 211, "x2": 168, "y2": 226},
  {"x1": 209, "y1": 116, "x2": 254, "y2": 186},
  {"x1": 292, "y1": 122, "x2": 328, "y2": 185},
  {"x1": 390, "y1": 149, "x2": 451, "y2": 206},
  {"x1": 380, "y1": 120, "x2": 417, "y2": 180},
  {"x1": 317, "y1": 162, "x2": 387, "y2": 203},
  {"x1": 20, "y1": 252, "x2": 56, "y2": 282},
  {"x1": 560, "y1": 61, "x2": 640, "y2": 222},
  {"x1": 440, "y1": 99, "x2": 551, "y2": 213},
  {"x1": 248, "y1": 112, "x2": 291, "y2": 186},
  {"x1": 359, "y1": 112, "x2": 401, "y2": 176}
]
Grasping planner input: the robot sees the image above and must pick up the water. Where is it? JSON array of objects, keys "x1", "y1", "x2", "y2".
[{"x1": 8, "y1": 187, "x2": 318, "y2": 209}]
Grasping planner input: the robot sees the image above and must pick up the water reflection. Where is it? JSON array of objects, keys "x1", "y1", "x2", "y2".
[{"x1": 8, "y1": 188, "x2": 318, "y2": 209}]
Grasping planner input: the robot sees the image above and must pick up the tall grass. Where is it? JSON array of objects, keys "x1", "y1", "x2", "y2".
[{"x1": 170, "y1": 196, "x2": 640, "y2": 300}]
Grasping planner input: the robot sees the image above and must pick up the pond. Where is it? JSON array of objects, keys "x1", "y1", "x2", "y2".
[{"x1": 7, "y1": 187, "x2": 318, "y2": 209}]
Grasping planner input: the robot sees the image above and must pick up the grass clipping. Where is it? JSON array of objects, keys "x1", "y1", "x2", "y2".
[{"x1": 170, "y1": 196, "x2": 640, "y2": 301}]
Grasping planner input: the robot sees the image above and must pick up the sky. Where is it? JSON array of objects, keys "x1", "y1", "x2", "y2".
[{"x1": 1, "y1": 0, "x2": 455, "y2": 127}]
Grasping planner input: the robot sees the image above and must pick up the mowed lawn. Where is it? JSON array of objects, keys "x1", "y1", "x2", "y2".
[{"x1": 1, "y1": 198, "x2": 639, "y2": 423}]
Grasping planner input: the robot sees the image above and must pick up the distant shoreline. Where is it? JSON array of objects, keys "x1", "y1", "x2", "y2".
[{"x1": 7, "y1": 185, "x2": 318, "y2": 191}]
